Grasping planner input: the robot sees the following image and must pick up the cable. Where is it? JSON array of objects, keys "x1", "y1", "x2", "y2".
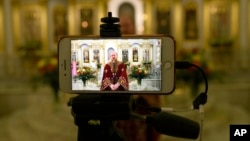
[
  {"x1": 189, "y1": 63, "x2": 208, "y2": 95},
  {"x1": 175, "y1": 61, "x2": 208, "y2": 141},
  {"x1": 148, "y1": 106, "x2": 194, "y2": 113},
  {"x1": 133, "y1": 61, "x2": 208, "y2": 140},
  {"x1": 199, "y1": 105, "x2": 204, "y2": 141},
  {"x1": 175, "y1": 61, "x2": 208, "y2": 109}
]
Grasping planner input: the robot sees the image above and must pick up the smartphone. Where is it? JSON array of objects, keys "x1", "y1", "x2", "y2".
[{"x1": 58, "y1": 35, "x2": 175, "y2": 94}]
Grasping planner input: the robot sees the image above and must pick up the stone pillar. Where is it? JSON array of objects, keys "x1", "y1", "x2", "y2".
[
  {"x1": 3, "y1": 0, "x2": 13, "y2": 55},
  {"x1": 239, "y1": 0, "x2": 249, "y2": 69},
  {"x1": 3, "y1": 0, "x2": 16, "y2": 77}
]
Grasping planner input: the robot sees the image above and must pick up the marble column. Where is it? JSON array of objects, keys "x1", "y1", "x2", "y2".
[
  {"x1": 3, "y1": 0, "x2": 16, "y2": 76},
  {"x1": 3, "y1": 0, "x2": 13, "y2": 55},
  {"x1": 239, "y1": 0, "x2": 249, "y2": 69}
]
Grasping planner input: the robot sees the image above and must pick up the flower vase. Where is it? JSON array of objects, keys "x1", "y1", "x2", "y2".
[
  {"x1": 49, "y1": 80, "x2": 59, "y2": 103},
  {"x1": 52, "y1": 87, "x2": 59, "y2": 102},
  {"x1": 137, "y1": 78, "x2": 142, "y2": 86},
  {"x1": 82, "y1": 80, "x2": 86, "y2": 87}
]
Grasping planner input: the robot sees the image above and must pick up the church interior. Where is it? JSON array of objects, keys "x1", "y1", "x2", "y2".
[{"x1": 0, "y1": 0, "x2": 250, "y2": 141}]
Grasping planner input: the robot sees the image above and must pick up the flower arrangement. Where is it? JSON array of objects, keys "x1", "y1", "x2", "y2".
[
  {"x1": 74, "y1": 66, "x2": 96, "y2": 86},
  {"x1": 124, "y1": 61, "x2": 130, "y2": 68},
  {"x1": 96, "y1": 62, "x2": 102, "y2": 69},
  {"x1": 209, "y1": 38, "x2": 233, "y2": 47},
  {"x1": 129, "y1": 65, "x2": 150, "y2": 85},
  {"x1": 32, "y1": 53, "x2": 59, "y2": 102}
]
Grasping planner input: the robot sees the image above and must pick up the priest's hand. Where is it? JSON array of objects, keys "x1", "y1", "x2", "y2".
[
  {"x1": 113, "y1": 83, "x2": 120, "y2": 90},
  {"x1": 110, "y1": 83, "x2": 120, "y2": 90},
  {"x1": 109, "y1": 84, "x2": 116, "y2": 90}
]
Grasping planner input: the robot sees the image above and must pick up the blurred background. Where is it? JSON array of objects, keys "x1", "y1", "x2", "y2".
[{"x1": 0, "y1": 0, "x2": 249, "y2": 141}]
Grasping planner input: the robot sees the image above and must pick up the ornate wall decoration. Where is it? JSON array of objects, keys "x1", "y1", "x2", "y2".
[
  {"x1": 93, "y1": 49, "x2": 100, "y2": 63},
  {"x1": 156, "y1": 9, "x2": 171, "y2": 34},
  {"x1": 184, "y1": 1, "x2": 198, "y2": 40},
  {"x1": 209, "y1": 0, "x2": 232, "y2": 47},
  {"x1": 83, "y1": 49, "x2": 89, "y2": 63},
  {"x1": 70, "y1": 39, "x2": 158, "y2": 67},
  {"x1": 80, "y1": 8, "x2": 93, "y2": 35},
  {"x1": 53, "y1": 4, "x2": 68, "y2": 42},
  {"x1": 20, "y1": 5, "x2": 41, "y2": 42},
  {"x1": 122, "y1": 49, "x2": 129, "y2": 62},
  {"x1": 17, "y1": 3, "x2": 42, "y2": 66},
  {"x1": 155, "y1": 0, "x2": 172, "y2": 35},
  {"x1": 132, "y1": 48, "x2": 138, "y2": 62}
]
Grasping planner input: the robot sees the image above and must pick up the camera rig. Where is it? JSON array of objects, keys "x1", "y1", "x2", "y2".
[{"x1": 67, "y1": 12, "x2": 205, "y2": 141}]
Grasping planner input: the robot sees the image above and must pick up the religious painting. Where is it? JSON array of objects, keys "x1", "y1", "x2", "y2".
[
  {"x1": 156, "y1": 10, "x2": 171, "y2": 34},
  {"x1": 122, "y1": 49, "x2": 128, "y2": 63},
  {"x1": 80, "y1": 8, "x2": 93, "y2": 35},
  {"x1": 83, "y1": 49, "x2": 89, "y2": 63},
  {"x1": 72, "y1": 51, "x2": 77, "y2": 62},
  {"x1": 155, "y1": 0, "x2": 172, "y2": 35},
  {"x1": 93, "y1": 49, "x2": 100, "y2": 63},
  {"x1": 118, "y1": 2, "x2": 135, "y2": 34},
  {"x1": 209, "y1": 1, "x2": 232, "y2": 46},
  {"x1": 143, "y1": 49, "x2": 150, "y2": 62},
  {"x1": 21, "y1": 6, "x2": 41, "y2": 42},
  {"x1": 132, "y1": 48, "x2": 138, "y2": 62},
  {"x1": 184, "y1": 2, "x2": 198, "y2": 40},
  {"x1": 53, "y1": 4, "x2": 68, "y2": 42}
]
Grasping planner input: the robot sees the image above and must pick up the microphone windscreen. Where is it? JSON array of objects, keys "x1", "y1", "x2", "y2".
[{"x1": 146, "y1": 112, "x2": 200, "y2": 139}]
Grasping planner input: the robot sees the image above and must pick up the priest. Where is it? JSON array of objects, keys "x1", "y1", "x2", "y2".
[{"x1": 100, "y1": 51, "x2": 129, "y2": 91}]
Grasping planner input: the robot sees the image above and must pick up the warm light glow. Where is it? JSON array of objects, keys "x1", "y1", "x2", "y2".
[{"x1": 81, "y1": 21, "x2": 88, "y2": 28}]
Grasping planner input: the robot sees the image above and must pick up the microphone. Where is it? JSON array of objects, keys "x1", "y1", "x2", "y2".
[{"x1": 131, "y1": 112, "x2": 200, "y2": 139}]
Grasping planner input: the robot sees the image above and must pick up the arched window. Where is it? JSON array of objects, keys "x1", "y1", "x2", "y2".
[{"x1": 118, "y1": 2, "x2": 135, "y2": 34}]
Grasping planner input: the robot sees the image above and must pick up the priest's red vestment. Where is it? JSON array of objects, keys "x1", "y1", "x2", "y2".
[{"x1": 100, "y1": 61, "x2": 129, "y2": 91}]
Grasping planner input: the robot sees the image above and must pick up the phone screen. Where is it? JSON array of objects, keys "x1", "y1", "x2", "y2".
[{"x1": 70, "y1": 38, "x2": 162, "y2": 92}]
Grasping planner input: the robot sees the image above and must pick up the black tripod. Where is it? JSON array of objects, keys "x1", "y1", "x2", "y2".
[
  {"x1": 68, "y1": 95, "x2": 132, "y2": 141},
  {"x1": 68, "y1": 12, "x2": 131, "y2": 141},
  {"x1": 68, "y1": 94, "x2": 201, "y2": 141}
]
